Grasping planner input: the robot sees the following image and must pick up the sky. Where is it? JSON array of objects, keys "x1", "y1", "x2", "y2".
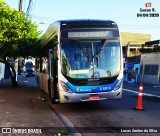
[{"x1": 4, "y1": 0, "x2": 160, "y2": 41}]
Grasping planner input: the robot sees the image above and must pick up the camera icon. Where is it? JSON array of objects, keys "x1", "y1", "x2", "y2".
[{"x1": 145, "y1": 2, "x2": 152, "y2": 7}]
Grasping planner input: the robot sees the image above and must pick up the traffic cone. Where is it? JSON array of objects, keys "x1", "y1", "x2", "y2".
[{"x1": 134, "y1": 83, "x2": 144, "y2": 110}]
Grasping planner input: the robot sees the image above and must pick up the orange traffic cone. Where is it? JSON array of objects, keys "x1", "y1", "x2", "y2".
[{"x1": 134, "y1": 83, "x2": 144, "y2": 110}]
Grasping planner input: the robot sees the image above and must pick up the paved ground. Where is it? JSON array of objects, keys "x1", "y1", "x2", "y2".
[
  {"x1": 0, "y1": 76, "x2": 159, "y2": 136},
  {"x1": 0, "y1": 75, "x2": 38, "y2": 88},
  {"x1": 0, "y1": 76, "x2": 68, "y2": 136}
]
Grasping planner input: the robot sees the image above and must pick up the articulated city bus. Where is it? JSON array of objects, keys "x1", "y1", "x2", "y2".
[{"x1": 36, "y1": 19, "x2": 123, "y2": 103}]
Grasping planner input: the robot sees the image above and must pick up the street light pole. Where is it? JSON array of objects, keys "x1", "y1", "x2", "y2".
[{"x1": 19, "y1": 0, "x2": 23, "y2": 12}]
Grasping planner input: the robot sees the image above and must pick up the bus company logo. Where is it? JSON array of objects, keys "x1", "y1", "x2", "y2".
[
  {"x1": 2, "y1": 128, "x2": 11, "y2": 133},
  {"x1": 145, "y1": 2, "x2": 152, "y2": 8},
  {"x1": 92, "y1": 88, "x2": 96, "y2": 91}
]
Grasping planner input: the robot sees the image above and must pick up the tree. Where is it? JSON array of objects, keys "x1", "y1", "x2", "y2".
[{"x1": 0, "y1": 1, "x2": 40, "y2": 86}]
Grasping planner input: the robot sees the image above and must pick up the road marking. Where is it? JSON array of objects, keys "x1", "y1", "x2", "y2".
[{"x1": 123, "y1": 88, "x2": 160, "y2": 98}]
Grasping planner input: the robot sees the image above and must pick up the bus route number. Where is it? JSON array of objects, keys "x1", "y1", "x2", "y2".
[{"x1": 100, "y1": 87, "x2": 111, "y2": 91}]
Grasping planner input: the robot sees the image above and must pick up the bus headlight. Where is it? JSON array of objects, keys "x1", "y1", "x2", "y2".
[
  {"x1": 114, "y1": 79, "x2": 123, "y2": 91},
  {"x1": 60, "y1": 81, "x2": 73, "y2": 93}
]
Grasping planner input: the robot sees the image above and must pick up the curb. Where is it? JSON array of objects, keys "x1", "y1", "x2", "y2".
[{"x1": 40, "y1": 90, "x2": 83, "y2": 136}]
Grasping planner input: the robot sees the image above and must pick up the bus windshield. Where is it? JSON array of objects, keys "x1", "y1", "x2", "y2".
[{"x1": 61, "y1": 40, "x2": 120, "y2": 79}]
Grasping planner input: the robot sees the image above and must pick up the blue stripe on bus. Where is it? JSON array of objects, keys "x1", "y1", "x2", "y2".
[{"x1": 66, "y1": 80, "x2": 118, "y2": 93}]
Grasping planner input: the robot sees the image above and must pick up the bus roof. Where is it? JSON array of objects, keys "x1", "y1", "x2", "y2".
[
  {"x1": 54, "y1": 19, "x2": 118, "y2": 29},
  {"x1": 40, "y1": 19, "x2": 118, "y2": 48},
  {"x1": 56, "y1": 19, "x2": 116, "y2": 23}
]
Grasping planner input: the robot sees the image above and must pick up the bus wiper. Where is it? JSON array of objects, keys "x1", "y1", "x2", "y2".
[
  {"x1": 96, "y1": 39, "x2": 108, "y2": 58},
  {"x1": 96, "y1": 45, "x2": 99, "y2": 68}
]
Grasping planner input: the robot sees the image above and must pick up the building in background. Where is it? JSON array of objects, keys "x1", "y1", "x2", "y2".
[
  {"x1": 120, "y1": 32, "x2": 151, "y2": 46},
  {"x1": 121, "y1": 33, "x2": 160, "y2": 84},
  {"x1": 121, "y1": 32, "x2": 151, "y2": 83},
  {"x1": 121, "y1": 32, "x2": 151, "y2": 58},
  {"x1": 139, "y1": 52, "x2": 160, "y2": 85}
]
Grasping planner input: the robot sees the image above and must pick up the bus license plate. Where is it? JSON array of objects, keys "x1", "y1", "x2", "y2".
[{"x1": 89, "y1": 95, "x2": 100, "y2": 100}]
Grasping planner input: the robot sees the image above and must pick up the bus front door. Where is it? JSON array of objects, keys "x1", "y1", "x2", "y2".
[{"x1": 48, "y1": 49, "x2": 58, "y2": 103}]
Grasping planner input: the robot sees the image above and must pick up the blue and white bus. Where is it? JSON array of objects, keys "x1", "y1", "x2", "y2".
[{"x1": 36, "y1": 20, "x2": 123, "y2": 103}]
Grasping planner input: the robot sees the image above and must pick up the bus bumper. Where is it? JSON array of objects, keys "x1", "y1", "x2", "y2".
[{"x1": 59, "y1": 88, "x2": 122, "y2": 103}]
